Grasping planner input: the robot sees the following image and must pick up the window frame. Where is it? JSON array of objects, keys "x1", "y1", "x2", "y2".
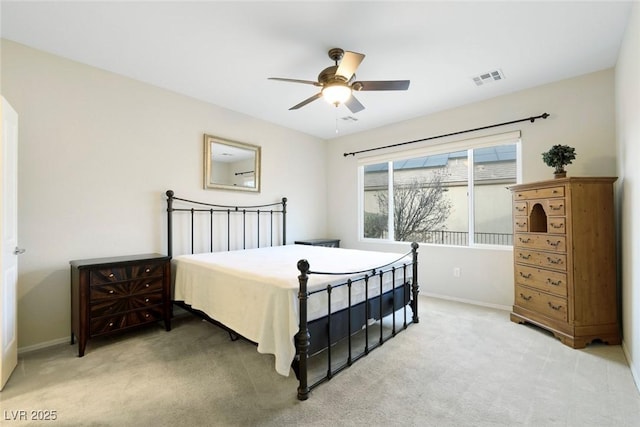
[{"x1": 358, "y1": 131, "x2": 522, "y2": 248}]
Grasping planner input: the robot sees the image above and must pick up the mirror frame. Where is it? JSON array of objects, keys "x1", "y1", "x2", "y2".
[{"x1": 203, "y1": 134, "x2": 261, "y2": 192}]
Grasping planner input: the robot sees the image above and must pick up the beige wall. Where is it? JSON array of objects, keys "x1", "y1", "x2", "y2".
[
  {"x1": 1, "y1": 40, "x2": 328, "y2": 350},
  {"x1": 327, "y1": 68, "x2": 617, "y2": 310},
  {"x1": 615, "y1": 1, "x2": 640, "y2": 394}
]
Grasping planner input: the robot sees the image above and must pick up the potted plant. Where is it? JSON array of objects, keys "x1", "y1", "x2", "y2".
[{"x1": 542, "y1": 145, "x2": 576, "y2": 178}]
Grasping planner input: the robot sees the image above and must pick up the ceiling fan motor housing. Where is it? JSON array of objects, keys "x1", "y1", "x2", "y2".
[{"x1": 318, "y1": 65, "x2": 348, "y2": 85}]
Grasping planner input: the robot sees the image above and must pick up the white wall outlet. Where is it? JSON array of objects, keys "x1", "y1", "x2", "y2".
[{"x1": 453, "y1": 267, "x2": 461, "y2": 277}]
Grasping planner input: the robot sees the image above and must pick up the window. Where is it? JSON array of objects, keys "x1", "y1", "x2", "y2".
[{"x1": 360, "y1": 133, "x2": 520, "y2": 246}]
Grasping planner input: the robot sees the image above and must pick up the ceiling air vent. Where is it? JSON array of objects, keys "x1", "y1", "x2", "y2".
[
  {"x1": 472, "y1": 69, "x2": 505, "y2": 86},
  {"x1": 340, "y1": 116, "x2": 358, "y2": 122}
]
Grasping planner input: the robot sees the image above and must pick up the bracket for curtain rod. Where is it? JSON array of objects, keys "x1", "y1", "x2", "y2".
[{"x1": 343, "y1": 112, "x2": 550, "y2": 157}]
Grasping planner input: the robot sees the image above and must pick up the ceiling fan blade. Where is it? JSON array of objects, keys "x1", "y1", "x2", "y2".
[
  {"x1": 269, "y1": 77, "x2": 321, "y2": 86},
  {"x1": 345, "y1": 95, "x2": 365, "y2": 114},
  {"x1": 354, "y1": 80, "x2": 410, "y2": 91},
  {"x1": 289, "y1": 92, "x2": 323, "y2": 110},
  {"x1": 336, "y1": 51, "x2": 365, "y2": 81}
]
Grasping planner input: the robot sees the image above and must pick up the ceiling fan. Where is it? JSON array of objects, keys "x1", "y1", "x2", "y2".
[{"x1": 268, "y1": 48, "x2": 410, "y2": 114}]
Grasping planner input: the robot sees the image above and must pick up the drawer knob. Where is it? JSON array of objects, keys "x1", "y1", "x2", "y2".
[
  {"x1": 550, "y1": 204, "x2": 563, "y2": 210},
  {"x1": 516, "y1": 222, "x2": 526, "y2": 227},
  {"x1": 547, "y1": 279, "x2": 562, "y2": 286},
  {"x1": 516, "y1": 207, "x2": 525, "y2": 212},
  {"x1": 108, "y1": 273, "x2": 115, "y2": 278},
  {"x1": 108, "y1": 322, "x2": 114, "y2": 327},
  {"x1": 519, "y1": 272, "x2": 532, "y2": 279},
  {"x1": 548, "y1": 302, "x2": 563, "y2": 311},
  {"x1": 108, "y1": 290, "x2": 114, "y2": 294},
  {"x1": 518, "y1": 253, "x2": 531, "y2": 260},
  {"x1": 145, "y1": 313, "x2": 150, "y2": 318},
  {"x1": 519, "y1": 293, "x2": 532, "y2": 301},
  {"x1": 547, "y1": 257, "x2": 563, "y2": 265},
  {"x1": 145, "y1": 298, "x2": 150, "y2": 303},
  {"x1": 145, "y1": 268, "x2": 151, "y2": 273},
  {"x1": 519, "y1": 237, "x2": 531, "y2": 243},
  {"x1": 551, "y1": 223, "x2": 563, "y2": 229},
  {"x1": 145, "y1": 283, "x2": 150, "y2": 288}
]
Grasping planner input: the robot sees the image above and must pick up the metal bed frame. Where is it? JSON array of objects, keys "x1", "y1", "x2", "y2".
[{"x1": 165, "y1": 190, "x2": 419, "y2": 400}]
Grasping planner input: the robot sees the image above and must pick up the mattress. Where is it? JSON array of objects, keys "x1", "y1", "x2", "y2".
[{"x1": 172, "y1": 244, "x2": 413, "y2": 376}]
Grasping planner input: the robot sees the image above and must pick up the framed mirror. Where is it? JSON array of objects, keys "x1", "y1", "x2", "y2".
[{"x1": 204, "y1": 134, "x2": 261, "y2": 192}]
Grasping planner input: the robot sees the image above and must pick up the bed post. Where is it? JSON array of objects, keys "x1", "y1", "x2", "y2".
[
  {"x1": 295, "y1": 259, "x2": 310, "y2": 400},
  {"x1": 281, "y1": 197, "x2": 287, "y2": 245},
  {"x1": 166, "y1": 190, "x2": 174, "y2": 257},
  {"x1": 411, "y1": 242, "x2": 419, "y2": 324}
]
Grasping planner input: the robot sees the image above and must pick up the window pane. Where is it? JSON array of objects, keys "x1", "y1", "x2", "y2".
[
  {"x1": 363, "y1": 163, "x2": 389, "y2": 239},
  {"x1": 473, "y1": 144, "x2": 517, "y2": 245},
  {"x1": 392, "y1": 151, "x2": 467, "y2": 245}
]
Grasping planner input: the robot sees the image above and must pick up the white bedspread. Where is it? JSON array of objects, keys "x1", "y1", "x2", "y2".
[{"x1": 172, "y1": 244, "x2": 412, "y2": 376}]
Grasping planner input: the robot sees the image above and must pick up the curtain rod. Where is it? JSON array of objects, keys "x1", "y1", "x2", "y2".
[{"x1": 343, "y1": 112, "x2": 550, "y2": 157}]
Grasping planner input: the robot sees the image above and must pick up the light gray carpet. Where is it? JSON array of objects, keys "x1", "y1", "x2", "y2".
[{"x1": 1, "y1": 296, "x2": 639, "y2": 426}]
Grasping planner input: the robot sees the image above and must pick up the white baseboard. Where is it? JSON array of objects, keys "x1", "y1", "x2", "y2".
[
  {"x1": 621, "y1": 340, "x2": 640, "y2": 394},
  {"x1": 422, "y1": 292, "x2": 512, "y2": 312},
  {"x1": 18, "y1": 336, "x2": 69, "y2": 355}
]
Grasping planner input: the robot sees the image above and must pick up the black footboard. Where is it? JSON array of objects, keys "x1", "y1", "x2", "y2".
[{"x1": 295, "y1": 242, "x2": 419, "y2": 400}]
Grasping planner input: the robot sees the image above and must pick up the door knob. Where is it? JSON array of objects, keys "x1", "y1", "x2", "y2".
[{"x1": 14, "y1": 247, "x2": 26, "y2": 255}]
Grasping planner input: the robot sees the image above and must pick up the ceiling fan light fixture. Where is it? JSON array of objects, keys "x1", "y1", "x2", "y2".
[{"x1": 322, "y1": 83, "x2": 352, "y2": 105}]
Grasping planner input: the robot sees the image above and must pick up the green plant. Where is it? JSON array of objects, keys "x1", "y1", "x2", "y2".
[{"x1": 541, "y1": 145, "x2": 576, "y2": 173}]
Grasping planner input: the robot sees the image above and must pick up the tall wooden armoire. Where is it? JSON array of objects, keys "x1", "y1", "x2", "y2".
[{"x1": 509, "y1": 177, "x2": 619, "y2": 348}]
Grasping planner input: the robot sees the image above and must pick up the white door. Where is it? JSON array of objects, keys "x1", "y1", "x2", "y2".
[{"x1": 1, "y1": 96, "x2": 19, "y2": 390}]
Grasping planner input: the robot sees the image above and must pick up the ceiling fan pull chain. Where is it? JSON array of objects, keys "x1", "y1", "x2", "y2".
[{"x1": 335, "y1": 106, "x2": 340, "y2": 134}]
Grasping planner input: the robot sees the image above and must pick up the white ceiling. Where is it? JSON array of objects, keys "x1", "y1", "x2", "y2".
[{"x1": 0, "y1": 1, "x2": 633, "y2": 140}]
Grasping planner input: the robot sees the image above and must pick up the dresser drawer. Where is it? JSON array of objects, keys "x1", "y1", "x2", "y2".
[
  {"x1": 515, "y1": 249, "x2": 567, "y2": 271},
  {"x1": 513, "y1": 186, "x2": 564, "y2": 201},
  {"x1": 90, "y1": 293, "x2": 164, "y2": 317},
  {"x1": 546, "y1": 199, "x2": 566, "y2": 216},
  {"x1": 515, "y1": 284, "x2": 567, "y2": 322},
  {"x1": 90, "y1": 262, "x2": 165, "y2": 285},
  {"x1": 89, "y1": 278, "x2": 164, "y2": 301},
  {"x1": 89, "y1": 307, "x2": 164, "y2": 336},
  {"x1": 515, "y1": 264, "x2": 567, "y2": 297},
  {"x1": 514, "y1": 217, "x2": 528, "y2": 232},
  {"x1": 515, "y1": 234, "x2": 566, "y2": 252},
  {"x1": 513, "y1": 201, "x2": 528, "y2": 215},
  {"x1": 547, "y1": 217, "x2": 566, "y2": 233}
]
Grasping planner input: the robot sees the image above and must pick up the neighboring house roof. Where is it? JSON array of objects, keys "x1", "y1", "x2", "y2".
[{"x1": 364, "y1": 145, "x2": 517, "y2": 188}]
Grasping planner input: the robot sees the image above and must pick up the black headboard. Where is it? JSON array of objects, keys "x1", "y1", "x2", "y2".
[{"x1": 165, "y1": 190, "x2": 287, "y2": 257}]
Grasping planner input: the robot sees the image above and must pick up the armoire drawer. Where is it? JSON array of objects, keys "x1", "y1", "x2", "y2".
[
  {"x1": 515, "y1": 249, "x2": 567, "y2": 271},
  {"x1": 515, "y1": 264, "x2": 567, "y2": 297},
  {"x1": 513, "y1": 186, "x2": 564, "y2": 200},
  {"x1": 547, "y1": 217, "x2": 566, "y2": 234},
  {"x1": 514, "y1": 217, "x2": 528, "y2": 232},
  {"x1": 515, "y1": 233, "x2": 566, "y2": 252},
  {"x1": 515, "y1": 284, "x2": 568, "y2": 322}
]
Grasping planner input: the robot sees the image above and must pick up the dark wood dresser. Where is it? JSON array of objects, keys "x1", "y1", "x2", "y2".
[
  {"x1": 294, "y1": 239, "x2": 340, "y2": 248},
  {"x1": 509, "y1": 177, "x2": 619, "y2": 348},
  {"x1": 70, "y1": 253, "x2": 171, "y2": 356}
]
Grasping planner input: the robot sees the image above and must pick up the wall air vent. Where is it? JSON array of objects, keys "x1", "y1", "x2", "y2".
[{"x1": 472, "y1": 69, "x2": 505, "y2": 86}]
